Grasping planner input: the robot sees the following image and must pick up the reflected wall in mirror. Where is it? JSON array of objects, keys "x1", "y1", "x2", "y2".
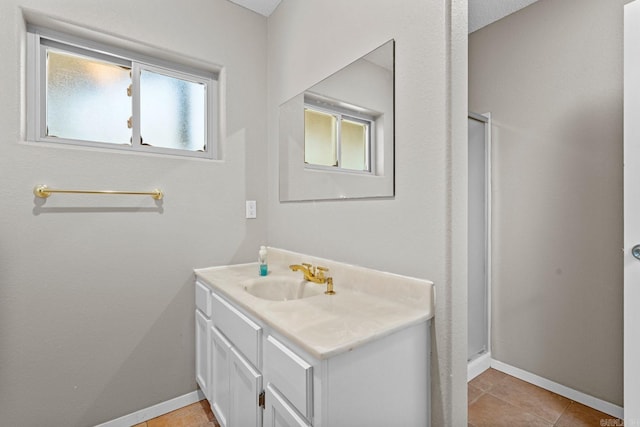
[{"x1": 279, "y1": 40, "x2": 394, "y2": 201}]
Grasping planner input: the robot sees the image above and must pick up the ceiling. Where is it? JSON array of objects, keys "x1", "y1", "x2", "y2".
[
  {"x1": 468, "y1": 0, "x2": 539, "y2": 32},
  {"x1": 227, "y1": 0, "x2": 540, "y2": 33},
  {"x1": 227, "y1": 0, "x2": 281, "y2": 16}
]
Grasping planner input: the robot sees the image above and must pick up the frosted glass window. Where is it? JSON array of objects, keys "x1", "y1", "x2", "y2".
[
  {"x1": 46, "y1": 50, "x2": 131, "y2": 144},
  {"x1": 28, "y1": 27, "x2": 218, "y2": 159},
  {"x1": 140, "y1": 69, "x2": 206, "y2": 152},
  {"x1": 304, "y1": 109, "x2": 337, "y2": 166},
  {"x1": 341, "y1": 119, "x2": 368, "y2": 171}
]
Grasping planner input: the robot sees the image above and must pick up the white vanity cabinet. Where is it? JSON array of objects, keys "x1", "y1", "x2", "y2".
[
  {"x1": 195, "y1": 276, "x2": 431, "y2": 427},
  {"x1": 196, "y1": 281, "x2": 314, "y2": 427}
]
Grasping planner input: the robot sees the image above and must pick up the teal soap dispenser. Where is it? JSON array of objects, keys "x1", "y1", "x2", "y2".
[{"x1": 259, "y1": 246, "x2": 268, "y2": 276}]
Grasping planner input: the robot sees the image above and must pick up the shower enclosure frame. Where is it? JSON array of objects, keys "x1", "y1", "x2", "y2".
[{"x1": 467, "y1": 111, "x2": 492, "y2": 380}]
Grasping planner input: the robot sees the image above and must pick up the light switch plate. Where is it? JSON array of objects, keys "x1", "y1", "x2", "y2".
[{"x1": 246, "y1": 200, "x2": 257, "y2": 219}]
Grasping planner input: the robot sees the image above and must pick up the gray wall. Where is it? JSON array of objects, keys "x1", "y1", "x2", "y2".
[
  {"x1": 469, "y1": 0, "x2": 625, "y2": 405},
  {"x1": 267, "y1": 0, "x2": 468, "y2": 425},
  {"x1": 0, "y1": 1, "x2": 267, "y2": 425},
  {"x1": 0, "y1": 0, "x2": 469, "y2": 425}
]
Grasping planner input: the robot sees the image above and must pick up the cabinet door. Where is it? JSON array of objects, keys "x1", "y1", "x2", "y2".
[
  {"x1": 229, "y1": 346, "x2": 263, "y2": 427},
  {"x1": 195, "y1": 310, "x2": 210, "y2": 398},
  {"x1": 264, "y1": 384, "x2": 310, "y2": 427},
  {"x1": 211, "y1": 326, "x2": 232, "y2": 427}
]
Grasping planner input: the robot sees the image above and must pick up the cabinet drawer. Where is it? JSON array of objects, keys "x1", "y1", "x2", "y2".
[
  {"x1": 195, "y1": 281, "x2": 212, "y2": 317},
  {"x1": 264, "y1": 384, "x2": 311, "y2": 427},
  {"x1": 211, "y1": 291, "x2": 262, "y2": 369},
  {"x1": 265, "y1": 335, "x2": 313, "y2": 420}
]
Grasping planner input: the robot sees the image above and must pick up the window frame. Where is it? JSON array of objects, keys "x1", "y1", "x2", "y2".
[
  {"x1": 27, "y1": 26, "x2": 219, "y2": 159},
  {"x1": 303, "y1": 100, "x2": 375, "y2": 175}
]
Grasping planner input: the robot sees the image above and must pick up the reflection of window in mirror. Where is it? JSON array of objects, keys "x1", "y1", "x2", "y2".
[{"x1": 304, "y1": 102, "x2": 372, "y2": 173}]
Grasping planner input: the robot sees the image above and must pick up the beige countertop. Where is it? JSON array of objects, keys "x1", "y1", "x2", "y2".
[{"x1": 194, "y1": 248, "x2": 435, "y2": 360}]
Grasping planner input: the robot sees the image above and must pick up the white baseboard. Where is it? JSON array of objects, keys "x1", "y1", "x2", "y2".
[
  {"x1": 468, "y1": 352, "x2": 492, "y2": 381},
  {"x1": 94, "y1": 389, "x2": 206, "y2": 427},
  {"x1": 489, "y1": 359, "x2": 623, "y2": 419}
]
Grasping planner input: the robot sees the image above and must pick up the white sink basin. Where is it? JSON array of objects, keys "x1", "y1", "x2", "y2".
[{"x1": 243, "y1": 276, "x2": 324, "y2": 301}]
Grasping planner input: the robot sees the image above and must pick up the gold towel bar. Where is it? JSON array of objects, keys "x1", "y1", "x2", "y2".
[{"x1": 33, "y1": 185, "x2": 163, "y2": 200}]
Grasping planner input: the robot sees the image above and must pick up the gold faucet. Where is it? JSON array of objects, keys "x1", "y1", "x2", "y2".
[{"x1": 289, "y1": 263, "x2": 336, "y2": 295}]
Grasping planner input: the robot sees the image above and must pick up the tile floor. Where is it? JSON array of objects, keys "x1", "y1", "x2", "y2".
[
  {"x1": 132, "y1": 400, "x2": 219, "y2": 427},
  {"x1": 131, "y1": 370, "x2": 622, "y2": 427},
  {"x1": 468, "y1": 368, "x2": 623, "y2": 427}
]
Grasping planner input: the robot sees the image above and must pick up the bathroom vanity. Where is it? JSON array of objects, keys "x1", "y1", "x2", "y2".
[{"x1": 194, "y1": 248, "x2": 435, "y2": 427}]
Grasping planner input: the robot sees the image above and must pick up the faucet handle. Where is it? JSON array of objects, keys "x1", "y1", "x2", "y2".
[
  {"x1": 302, "y1": 262, "x2": 313, "y2": 269},
  {"x1": 316, "y1": 266, "x2": 328, "y2": 279}
]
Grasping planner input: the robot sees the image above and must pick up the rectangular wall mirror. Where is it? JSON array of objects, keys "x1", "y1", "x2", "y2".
[{"x1": 279, "y1": 40, "x2": 395, "y2": 201}]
